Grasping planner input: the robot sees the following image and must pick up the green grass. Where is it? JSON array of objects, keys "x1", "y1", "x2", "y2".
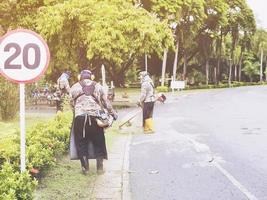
[
  {"x1": 34, "y1": 122, "x2": 119, "y2": 199},
  {"x1": 114, "y1": 88, "x2": 139, "y2": 102},
  {"x1": 34, "y1": 155, "x2": 98, "y2": 200}
]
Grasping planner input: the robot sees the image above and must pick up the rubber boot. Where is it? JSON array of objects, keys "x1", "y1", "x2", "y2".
[
  {"x1": 80, "y1": 156, "x2": 89, "y2": 174},
  {"x1": 96, "y1": 158, "x2": 104, "y2": 174},
  {"x1": 144, "y1": 118, "x2": 154, "y2": 134}
]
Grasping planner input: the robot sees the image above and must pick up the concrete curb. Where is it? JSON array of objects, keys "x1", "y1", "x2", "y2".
[
  {"x1": 91, "y1": 133, "x2": 133, "y2": 200},
  {"x1": 122, "y1": 133, "x2": 132, "y2": 200}
]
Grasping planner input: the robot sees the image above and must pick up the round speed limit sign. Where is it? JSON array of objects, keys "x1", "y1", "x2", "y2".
[{"x1": 0, "y1": 29, "x2": 50, "y2": 83}]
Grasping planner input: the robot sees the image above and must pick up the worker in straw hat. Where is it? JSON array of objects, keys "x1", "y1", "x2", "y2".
[{"x1": 138, "y1": 71, "x2": 155, "y2": 134}]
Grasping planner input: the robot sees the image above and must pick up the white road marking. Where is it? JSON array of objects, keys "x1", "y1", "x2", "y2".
[
  {"x1": 130, "y1": 115, "x2": 259, "y2": 200},
  {"x1": 179, "y1": 132, "x2": 258, "y2": 200},
  {"x1": 180, "y1": 133, "x2": 258, "y2": 200},
  {"x1": 213, "y1": 161, "x2": 258, "y2": 200}
]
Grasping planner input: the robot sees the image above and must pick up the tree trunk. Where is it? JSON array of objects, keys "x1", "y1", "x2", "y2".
[
  {"x1": 214, "y1": 66, "x2": 217, "y2": 84},
  {"x1": 183, "y1": 51, "x2": 187, "y2": 81},
  {"x1": 112, "y1": 71, "x2": 125, "y2": 87},
  {"x1": 260, "y1": 49, "x2": 263, "y2": 82},
  {"x1": 161, "y1": 49, "x2": 168, "y2": 87},
  {"x1": 216, "y1": 59, "x2": 220, "y2": 84},
  {"x1": 238, "y1": 53, "x2": 243, "y2": 82},
  {"x1": 216, "y1": 29, "x2": 223, "y2": 83},
  {"x1": 145, "y1": 54, "x2": 148, "y2": 72},
  {"x1": 234, "y1": 64, "x2": 237, "y2": 81},
  {"x1": 205, "y1": 59, "x2": 209, "y2": 85},
  {"x1": 228, "y1": 58, "x2": 232, "y2": 86},
  {"x1": 172, "y1": 42, "x2": 179, "y2": 82}
]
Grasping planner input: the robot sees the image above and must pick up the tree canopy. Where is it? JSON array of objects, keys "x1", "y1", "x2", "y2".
[
  {"x1": 0, "y1": 0, "x2": 266, "y2": 86},
  {"x1": 37, "y1": 0, "x2": 174, "y2": 85}
]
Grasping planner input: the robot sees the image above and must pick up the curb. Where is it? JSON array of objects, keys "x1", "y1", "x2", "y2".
[
  {"x1": 91, "y1": 133, "x2": 133, "y2": 200},
  {"x1": 122, "y1": 133, "x2": 132, "y2": 200}
]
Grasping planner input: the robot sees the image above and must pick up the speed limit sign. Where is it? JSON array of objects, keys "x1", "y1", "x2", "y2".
[
  {"x1": 0, "y1": 29, "x2": 50, "y2": 83},
  {"x1": 0, "y1": 29, "x2": 50, "y2": 172}
]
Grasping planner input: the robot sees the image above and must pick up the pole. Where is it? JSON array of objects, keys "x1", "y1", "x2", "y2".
[
  {"x1": 260, "y1": 49, "x2": 263, "y2": 82},
  {"x1": 101, "y1": 64, "x2": 106, "y2": 86},
  {"x1": 161, "y1": 49, "x2": 167, "y2": 87},
  {"x1": 145, "y1": 54, "x2": 148, "y2": 72},
  {"x1": 20, "y1": 83, "x2": 26, "y2": 172}
]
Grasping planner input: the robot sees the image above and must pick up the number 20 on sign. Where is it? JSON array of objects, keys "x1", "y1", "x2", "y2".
[{"x1": 0, "y1": 29, "x2": 50, "y2": 172}]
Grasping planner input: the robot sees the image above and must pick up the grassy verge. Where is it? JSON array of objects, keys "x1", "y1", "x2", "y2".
[
  {"x1": 34, "y1": 155, "x2": 98, "y2": 200},
  {"x1": 34, "y1": 123, "x2": 119, "y2": 200}
]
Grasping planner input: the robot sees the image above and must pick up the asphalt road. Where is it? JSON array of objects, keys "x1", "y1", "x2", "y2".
[{"x1": 129, "y1": 86, "x2": 267, "y2": 200}]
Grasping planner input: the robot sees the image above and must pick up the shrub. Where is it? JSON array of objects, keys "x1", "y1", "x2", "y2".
[
  {"x1": 156, "y1": 86, "x2": 169, "y2": 92},
  {"x1": 0, "y1": 162, "x2": 37, "y2": 200},
  {"x1": 0, "y1": 111, "x2": 73, "y2": 199},
  {"x1": 0, "y1": 78, "x2": 19, "y2": 121},
  {"x1": 25, "y1": 111, "x2": 72, "y2": 171}
]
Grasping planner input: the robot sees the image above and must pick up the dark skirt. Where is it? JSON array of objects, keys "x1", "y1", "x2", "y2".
[
  {"x1": 143, "y1": 102, "x2": 155, "y2": 126},
  {"x1": 73, "y1": 115, "x2": 107, "y2": 160}
]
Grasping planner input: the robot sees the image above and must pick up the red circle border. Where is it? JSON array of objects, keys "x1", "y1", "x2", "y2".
[{"x1": 0, "y1": 29, "x2": 50, "y2": 84}]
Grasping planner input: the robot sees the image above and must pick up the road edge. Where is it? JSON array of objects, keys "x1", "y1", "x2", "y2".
[{"x1": 122, "y1": 133, "x2": 132, "y2": 200}]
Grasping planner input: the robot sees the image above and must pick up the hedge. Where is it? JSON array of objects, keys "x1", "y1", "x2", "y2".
[
  {"x1": 0, "y1": 111, "x2": 72, "y2": 199},
  {"x1": 156, "y1": 81, "x2": 267, "y2": 91},
  {"x1": 156, "y1": 86, "x2": 169, "y2": 92},
  {"x1": 0, "y1": 78, "x2": 19, "y2": 121}
]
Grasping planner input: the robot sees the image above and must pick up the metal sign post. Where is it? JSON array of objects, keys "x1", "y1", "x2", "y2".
[
  {"x1": 0, "y1": 29, "x2": 50, "y2": 172},
  {"x1": 20, "y1": 83, "x2": 26, "y2": 171}
]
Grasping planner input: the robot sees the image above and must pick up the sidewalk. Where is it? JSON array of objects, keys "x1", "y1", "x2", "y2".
[{"x1": 90, "y1": 132, "x2": 132, "y2": 200}]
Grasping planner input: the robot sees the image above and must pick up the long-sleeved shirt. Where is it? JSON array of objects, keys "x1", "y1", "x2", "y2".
[
  {"x1": 57, "y1": 73, "x2": 70, "y2": 94},
  {"x1": 140, "y1": 75, "x2": 155, "y2": 103},
  {"x1": 70, "y1": 79, "x2": 114, "y2": 117}
]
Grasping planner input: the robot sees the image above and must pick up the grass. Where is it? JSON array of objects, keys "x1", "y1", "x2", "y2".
[
  {"x1": 114, "y1": 88, "x2": 139, "y2": 102},
  {"x1": 34, "y1": 122, "x2": 119, "y2": 200},
  {"x1": 34, "y1": 155, "x2": 98, "y2": 200}
]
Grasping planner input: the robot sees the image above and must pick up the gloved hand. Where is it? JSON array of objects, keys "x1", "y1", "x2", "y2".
[
  {"x1": 137, "y1": 101, "x2": 143, "y2": 108},
  {"x1": 111, "y1": 112, "x2": 118, "y2": 120}
]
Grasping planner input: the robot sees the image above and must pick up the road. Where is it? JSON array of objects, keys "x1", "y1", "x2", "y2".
[{"x1": 129, "y1": 86, "x2": 267, "y2": 200}]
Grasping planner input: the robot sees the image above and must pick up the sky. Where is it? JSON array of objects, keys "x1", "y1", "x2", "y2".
[{"x1": 247, "y1": 0, "x2": 267, "y2": 29}]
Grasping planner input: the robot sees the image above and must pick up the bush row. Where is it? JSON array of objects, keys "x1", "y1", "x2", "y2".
[
  {"x1": 0, "y1": 78, "x2": 19, "y2": 121},
  {"x1": 156, "y1": 82, "x2": 267, "y2": 92},
  {"x1": 0, "y1": 111, "x2": 72, "y2": 200},
  {"x1": 186, "y1": 81, "x2": 267, "y2": 90},
  {"x1": 156, "y1": 86, "x2": 169, "y2": 92}
]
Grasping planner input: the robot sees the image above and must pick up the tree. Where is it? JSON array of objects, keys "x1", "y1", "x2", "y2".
[
  {"x1": 201, "y1": 0, "x2": 229, "y2": 84},
  {"x1": 142, "y1": 0, "x2": 206, "y2": 81},
  {"x1": 242, "y1": 53, "x2": 259, "y2": 82},
  {"x1": 36, "y1": 0, "x2": 174, "y2": 86},
  {"x1": 225, "y1": 0, "x2": 256, "y2": 83},
  {"x1": 252, "y1": 29, "x2": 267, "y2": 82},
  {"x1": 0, "y1": 0, "x2": 60, "y2": 33}
]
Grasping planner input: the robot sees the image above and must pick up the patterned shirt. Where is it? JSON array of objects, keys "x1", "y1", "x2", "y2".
[
  {"x1": 140, "y1": 76, "x2": 155, "y2": 103},
  {"x1": 70, "y1": 79, "x2": 114, "y2": 117},
  {"x1": 57, "y1": 73, "x2": 70, "y2": 94}
]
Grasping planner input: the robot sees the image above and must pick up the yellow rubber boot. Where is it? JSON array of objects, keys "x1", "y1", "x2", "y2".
[{"x1": 144, "y1": 118, "x2": 154, "y2": 134}]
